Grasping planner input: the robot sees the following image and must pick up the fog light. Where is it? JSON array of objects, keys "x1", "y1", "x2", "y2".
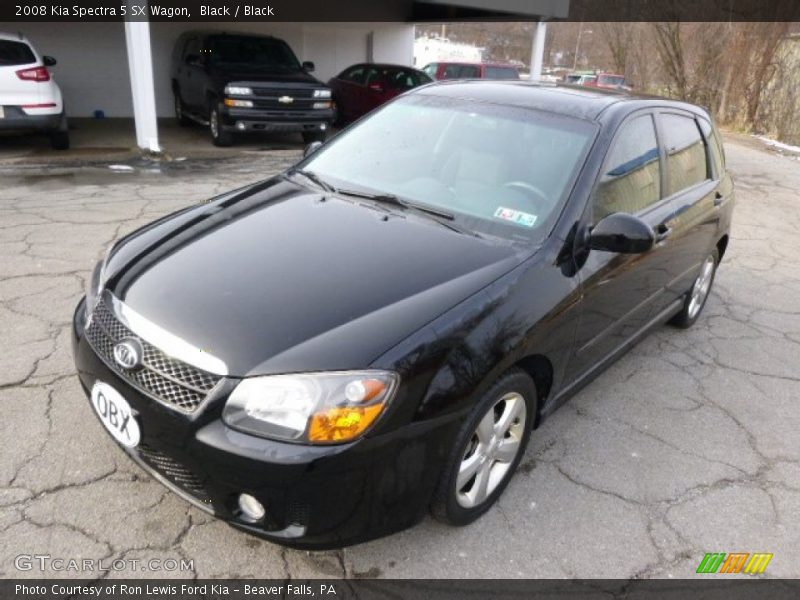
[
  {"x1": 236, "y1": 122, "x2": 246, "y2": 131},
  {"x1": 238, "y1": 493, "x2": 265, "y2": 522},
  {"x1": 320, "y1": 123, "x2": 327, "y2": 130}
]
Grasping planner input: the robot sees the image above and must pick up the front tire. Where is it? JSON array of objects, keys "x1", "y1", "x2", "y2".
[
  {"x1": 174, "y1": 89, "x2": 190, "y2": 127},
  {"x1": 209, "y1": 103, "x2": 233, "y2": 147},
  {"x1": 302, "y1": 130, "x2": 326, "y2": 144},
  {"x1": 431, "y1": 368, "x2": 536, "y2": 526},
  {"x1": 669, "y1": 248, "x2": 719, "y2": 329}
]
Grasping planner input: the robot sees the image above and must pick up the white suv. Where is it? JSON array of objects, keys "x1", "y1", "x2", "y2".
[{"x1": 0, "y1": 32, "x2": 68, "y2": 150}]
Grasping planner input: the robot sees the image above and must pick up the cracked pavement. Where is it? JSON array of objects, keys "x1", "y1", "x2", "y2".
[{"x1": 0, "y1": 138, "x2": 798, "y2": 580}]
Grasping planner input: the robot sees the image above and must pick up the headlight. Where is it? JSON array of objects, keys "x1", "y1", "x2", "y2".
[
  {"x1": 85, "y1": 243, "x2": 116, "y2": 319},
  {"x1": 313, "y1": 89, "x2": 331, "y2": 98},
  {"x1": 223, "y1": 371, "x2": 399, "y2": 444},
  {"x1": 225, "y1": 85, "x2": 253, "y2": 96},
  {"x1": 85, "y1": 260, "x2": 103, "y2": 318}
]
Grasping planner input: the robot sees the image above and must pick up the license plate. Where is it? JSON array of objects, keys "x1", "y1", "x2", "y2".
[{"x1": 91, "y1": 381, "x2": 141, "y2": 448}]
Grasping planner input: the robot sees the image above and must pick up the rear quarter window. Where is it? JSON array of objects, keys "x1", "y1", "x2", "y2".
[
  {"x1": 0, "y1": 40, "x2": 36, "y2": 66},
  {"x1": 698, "y1": 118, "x2": 726, "y2": 177}
]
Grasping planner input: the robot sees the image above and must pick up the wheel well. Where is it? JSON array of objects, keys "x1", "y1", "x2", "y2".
[
  {"x1": 716, "y1": 235, "x2": 729, "y2": 261},
  {"x1": 514, "y1": 354, "x2": 553, "y2": 426}
]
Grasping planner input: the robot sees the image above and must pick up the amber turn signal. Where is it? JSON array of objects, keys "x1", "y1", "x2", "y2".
[{"x1": 308, "y1": 404, "x2": 385, "y2": 443}]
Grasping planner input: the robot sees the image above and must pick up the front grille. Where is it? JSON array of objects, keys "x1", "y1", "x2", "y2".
[
  {"x1": 251, "y1": 87, "x2": 318, "y2": 112},
  {"x1": 252, "y1": 87, "x2": 315, "y2": 98},
  {"x1": 137, "y1": 444, "x2": 212, "y2": 505},
  {"x1": 85, "y1": 299, "x2": 221, "y2": 412}
]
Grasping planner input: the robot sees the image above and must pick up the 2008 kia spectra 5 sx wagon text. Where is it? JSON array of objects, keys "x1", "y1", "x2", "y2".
[{"x1": 72, "y1": 81, "x2": 734, "y2": 548}]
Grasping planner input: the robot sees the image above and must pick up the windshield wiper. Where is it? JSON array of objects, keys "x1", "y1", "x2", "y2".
[
  {"x1": 335, "y1": 188, "x2": 481, "y2": 238},
  {"x1": 336, "y1": 188, "x2": 454, "y2": 219},
  {"x1": 287, "y1": 168, "x2": 336, "y2": 193}
]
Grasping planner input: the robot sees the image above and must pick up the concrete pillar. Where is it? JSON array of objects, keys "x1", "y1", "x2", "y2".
[
  {"x1": 124, "y1": 8, "x2": 160, "y2": 152},
  {"x1": 530, "y1": 21, "x2": 547, "y2": 81}
]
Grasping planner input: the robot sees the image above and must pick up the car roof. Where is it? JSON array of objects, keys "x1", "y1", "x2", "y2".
[
  {"x1": 344, "y1": 63, "x2": 423, "y2": 71},
  {"x1": 413, "y1": 80, "x2": 707, "y2": 121},
  {"x1": 0, "y1": 32, "x2": 30, "y2": 44}
]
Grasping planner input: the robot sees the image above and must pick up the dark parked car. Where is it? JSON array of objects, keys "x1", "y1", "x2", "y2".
[
  {"x1": 72, "y1": 81, "x2": 733, "y2": 548},
  {"x1": 423, "y1": 61, "x2": 520, "y2": 80},
  {"x1": 328, "y1": 63, "x2": 431, "y2": 125},
  {"x1": 170, "y1": 31, "x2": 335, "y2": 146}
]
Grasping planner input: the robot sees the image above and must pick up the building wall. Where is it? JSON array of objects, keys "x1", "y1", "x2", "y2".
[{"x1": 7, "y1": 21, "x2": 414, "y2": 118}]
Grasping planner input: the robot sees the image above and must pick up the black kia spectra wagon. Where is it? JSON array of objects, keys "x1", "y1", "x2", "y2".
[{"x1": 72, "y1": 81, "x2": 733, "y2": 548}]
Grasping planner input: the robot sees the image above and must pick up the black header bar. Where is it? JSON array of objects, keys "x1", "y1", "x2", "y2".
[{"x1": 1, "y1": 0, "x2": 798, "y2": 22}]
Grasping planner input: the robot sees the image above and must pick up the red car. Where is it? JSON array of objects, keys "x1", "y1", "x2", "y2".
[
  {"x1": 583, "y1": 72, "x2": 629, "y2": 90},
  {"x1": 328, "y1": 63, "x2": 432, "y2": 125},
  {"x1": 422, "y1": 61, "x2": 520, "y2": 81}
]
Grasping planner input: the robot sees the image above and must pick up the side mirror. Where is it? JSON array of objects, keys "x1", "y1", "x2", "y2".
[
  {"x1": 302, "y1": 61, "x2": 315, "y2": 72},
  {"x1": 589, "y1": 213, "x2": 655, "y2": 254},
  {"x1": 43, "y1": 55, "x2": 57, "y2": 67},
  {"x1": 303, "y1": 141, "x2": 323, "y2": 158}
]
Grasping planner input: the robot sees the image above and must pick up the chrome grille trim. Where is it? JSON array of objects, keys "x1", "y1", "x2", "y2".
[
  {"x1": 127, "y1": 446, "x2": 213, "y2": 513},
  {"x1": 85, "y1": 297, "x2": 223, "y2": 413}
]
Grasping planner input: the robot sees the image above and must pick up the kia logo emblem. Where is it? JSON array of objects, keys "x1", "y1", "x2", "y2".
[{"x1": 113, "y1": 338, "x2": 143, "y2": 370}]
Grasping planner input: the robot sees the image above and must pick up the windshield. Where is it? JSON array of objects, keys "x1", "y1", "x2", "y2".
[
  {"x1": 207, "y1": 36, "x2": 301, "y2": 70},
  {"x1": 301, "y1": 94, "x2": 596, "y2": 243}
]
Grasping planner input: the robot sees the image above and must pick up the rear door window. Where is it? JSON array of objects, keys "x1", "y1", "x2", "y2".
[
  {"x1": 595, "y1": 114, "x2": 661, "y2": 220},
  {"x1": 0, "y1": 41, "x2": 36, "y2": 66},
  {"x1": 661, "y1": 113, "x2": 710, "y2": 195}
]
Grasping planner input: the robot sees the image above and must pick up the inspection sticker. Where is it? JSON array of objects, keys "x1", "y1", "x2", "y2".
[{"x1": 494, "y1": 207, "x2": 538, "y2": 228}]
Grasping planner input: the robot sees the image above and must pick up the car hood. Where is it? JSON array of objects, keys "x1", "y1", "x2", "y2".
[
  {"x1": 211, "y1": 68, "x2": 323, "y2": 86},
  {"x1": 104, "y1": 179, "x2": 527, "y2": 377}
]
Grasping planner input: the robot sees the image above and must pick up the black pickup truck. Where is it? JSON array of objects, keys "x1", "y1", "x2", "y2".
[{"x1": 171, "y1": 32, "x2": 335, "y2": 146}]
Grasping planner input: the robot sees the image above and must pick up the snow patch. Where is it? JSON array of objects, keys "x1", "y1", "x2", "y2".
[{"x1": 754, "y1": 135, "x2": 800, "y2": 159}]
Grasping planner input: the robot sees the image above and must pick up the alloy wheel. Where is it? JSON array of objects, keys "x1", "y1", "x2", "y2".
[
  {"x1": 456, "y1": 392, "x2": 527, "y2": 508},
  {"x1": 687, "y1": 255, "x2": 715, "y2": 319}
]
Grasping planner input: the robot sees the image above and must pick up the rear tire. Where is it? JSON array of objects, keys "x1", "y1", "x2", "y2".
[
  {"x1": 669, "y1": 248, "x2": 719, "y2": 329},
  {"x1": 209, "y1": 103, "x2": 233, "y2": 147},
  {"x1": 430, "y1": 368, "x2": 536, "y2": 526},
  {"x1": 49, "y1": 114, "x2": 69, "y2": 150}
]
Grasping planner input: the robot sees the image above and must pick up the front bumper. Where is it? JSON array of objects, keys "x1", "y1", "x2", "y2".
[
  {"x1": 220, "y1": 106, "x2": 335, "y2": 134},
  {"x1": 71, "y1": 298, "x2": 453, "y2": 548},
  {"x1": 0, "y1": 107, "x2": 63, "y2": 132}
]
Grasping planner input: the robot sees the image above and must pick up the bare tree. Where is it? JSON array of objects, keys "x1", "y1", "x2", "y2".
[
  {"x1": 599, "y1": 22, "x2": 633, "y2": 74},
  {"x1": 651, "y1": 22, "x2": 688, "y2": 99}
]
